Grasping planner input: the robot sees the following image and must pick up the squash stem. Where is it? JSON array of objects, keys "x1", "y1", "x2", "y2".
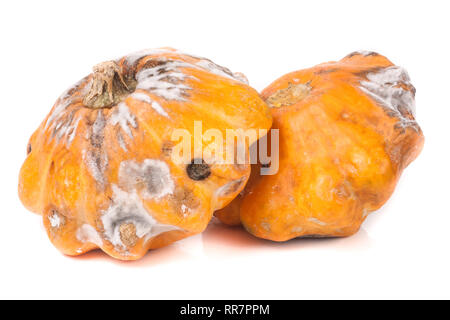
[{"x1": 83, "y1": 61, "x2": 134, "y2": 109}]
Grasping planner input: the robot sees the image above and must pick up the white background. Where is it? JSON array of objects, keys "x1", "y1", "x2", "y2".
[{"x1": 1, "y1": 0, "x2": 449, "y2": 299}]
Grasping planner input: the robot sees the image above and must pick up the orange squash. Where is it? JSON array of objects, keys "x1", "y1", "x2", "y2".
[
  {"x1": 215, "y1": 51, "x2": 424, "y2": 241},
  {"x1": 19, "y1": 48, "x2": 272, "y2": 260}
]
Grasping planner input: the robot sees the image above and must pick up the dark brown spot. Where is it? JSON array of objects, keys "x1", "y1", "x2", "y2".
[
  {"x1": 49, "y1": 161, "x2": 55, "y2": 174},
  {"x1": 27, "y1": 143, "x2": 32, "y2": 154},
  {"x1": 186, "y1": 159, "x2": 211, "y2": 181}
]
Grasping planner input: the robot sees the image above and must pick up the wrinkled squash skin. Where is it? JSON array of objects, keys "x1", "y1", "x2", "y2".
[
  {"x1": 18, "y1": 48, "x2": 272, "y2": 260},
  {"x1": 215, "y1": 51, "x2": 424, "y2": 241}
]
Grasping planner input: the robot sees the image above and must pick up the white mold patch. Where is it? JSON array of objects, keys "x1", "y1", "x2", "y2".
[
  {"x1": 126, "y1": 49, "x2": 248, "y2": 101},
  {"x1": 124, "y1": 48, "x2": 180, "y2": 66},
  {"x1": 195, "y1": 59, "x2": 248, "y2": 84},
  {"x1": 92, "y1": 110, "x2": 106, "y2": 136},
  {"x1": 125, "y1": 48, "x2": 245, "y2": 80},
  {"x1": 351, "y1": 50, "x2": 378, "y2": 57},
  {"x1": 66, "y1": 116, "x2": 81, "y2": 145},
  {"x1": 109, "y1": 102, "x2": 137, "y2": 138},
  {"x1": 101, "y1": 185, "x2": 179, "y2": 248},
  {"x1": 360, "y1": 66, "x2": 418, "y2": 128},
  {"x1": 116, "y1": 131, "x2": 127, "y2": 151},
  {"x1": 131, "y1": 92, "x2": 152, "y2": 104},
  {"x1": 83, "y1": 110, "x2": 109, "y2": 187},
  {"x1": 44, "y1": 79, "x2": 83, "y2": 130},
  {"x1": 308, "y1": 217, "x2": 327, "y2": 226},
  {"x1": 118, "y1": 159, "x2": 174, "y2": 199},
  {"x1": 83, "y1": 148, "x2": 108, "y2": 187},
  {"x1": 135, "y1": 59, "x2": 197, "y2": 102},
  {"x1": 44, "y1": 78, "x2": 88, "y2": 147},
  {"x1": 76, "y1": 224, "x2": 103, "y2": 247},
  {"x1": 46, "y1": 101, "x2": 81, "y2": 146},
  {"x1": 48, "y1": 212, "x2": 61, "y2": 228},
  {"x1": 131, "y1": 92, "x2": 169, "y2": 118},
  {"x1": 181, "y1": 204, "x2": 191, "y2": 217},
  {"x1": 45, "y1": 99, "x2": 72, "y2": 130}
]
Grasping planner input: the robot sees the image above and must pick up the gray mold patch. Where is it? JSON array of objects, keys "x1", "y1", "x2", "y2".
[
  {"x1": 84, "y1": 110, "x2": 109, "y2": 188},
  {"x1": 135, "y1": 59, "x2": 197, "y2": 102},
  {"x1": 124, "y1": 48, "x2": 177, "y2": 66},
  {"x1": 76, "y1": 224, "x2": 103, "y2": 247},
  {"x1": 45, "y1": 78, "x2": 90, "y2": 147},
  {"x1": 346, "y1": 50, "x2": 379, "y2": 58},
  {"x1": 109, "y1": 102, "x2": 138, "y2": 138},
  {"x1": 101, "y1": 185, "x2": 179, "y2": 249},
  {"x1": 359, "y1": 66, "x2": 419, "y2": 129},
  {"x1": 118, "y1": 159, "x2": 174, "y2": 199},
  {"x1": 124, "y1": 48, "x2": 248, "y2": 84},
  {"x1": 84, "y1": 149, "x2": 108, "y2": 187}
]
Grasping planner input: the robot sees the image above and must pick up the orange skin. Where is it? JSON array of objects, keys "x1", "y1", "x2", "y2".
[
  {"x1": 215, "y1": 51, "x2": 424, "y2": 241},
  {"x1": 19, "y1": 48, "x2": 272, "y2": 260}
]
